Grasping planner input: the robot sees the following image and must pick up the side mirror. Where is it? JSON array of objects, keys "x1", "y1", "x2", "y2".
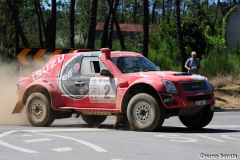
[{"x1": 100, "y1": 69, "x2": 114, "y2": 78}]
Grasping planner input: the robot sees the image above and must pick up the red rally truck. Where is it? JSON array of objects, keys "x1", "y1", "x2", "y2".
[{"x1": 13, "y1": 48, "x2": 215, "y2": 131}]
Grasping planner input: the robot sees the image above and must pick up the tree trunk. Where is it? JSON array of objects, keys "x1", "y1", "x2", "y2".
[
  {"x1": 218, "y1": 0, "x2": 224, "y2": 16},
  {"x1": 108, "y1": 0, "x2": 120, "y2": 49},
  {"x1": 45, "y1": 17, "x2": 51, "y2": 48},
  {"x1": 101, "y1": 0, "x2": 113, "y2": 48},
  {"x1": 51, "y1": 0, "x2": 56, "y2": 48},
  {"x1": 143, "y1": 0, "x2": 149, "y2": 58},
  {"x1": 108, "y1": 1, "x2": 114, "y2": 49},
  {"x1": 233, "y1": 0, "x2": 236, "y2": 4},
  {"x1": 174, "y1": 0, "x2": 187, "y2": 72},
  {"x1": 162, "y1": 0, "x2": 165, "y2": 21},
  {"x1": 213, "y1": 1, "x2": 219, "y2": 25},
  {"x1": 15, "y1": 0, "x2": 19, "y2": 48},
  {"x1": 7, "y1": 0, "x2": 29, "y2": 47},
  {"x1": 133, "y1": 0, "x2": 137, "y2": 23},
  {"x1": 122, "y1": 0, "x2": 124, "y2": 23},
  {"x1": 114, "y1": 15, "x2": 126, "y2": 50},
  {"x1": 37, "y1": 0, "x2": 46, "y2": 47},
  {"x1": 87, "y1": 0, "x2": 98, "y2": 50},
  {"x1": 34, "y1": 0, "x2": 43, "y2": 48},
  {"x1": 183, "y1": 2, "x2": 186, "y2": 15},
  {"x1": 70, "y1": 0, "x2": 75, "y2": 48},
  {"x1": 152, "y1": 0, "x2": 156, "y2": 24}
]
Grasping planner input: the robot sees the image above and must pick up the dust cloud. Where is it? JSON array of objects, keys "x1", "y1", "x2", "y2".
[{"x1": 0, "y1": 63, "x2": 30, "y2": 126}]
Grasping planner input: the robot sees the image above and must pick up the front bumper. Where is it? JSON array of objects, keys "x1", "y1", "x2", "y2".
[{"x1": 159, "y1": 90, "x2": 215, "y2": 110}]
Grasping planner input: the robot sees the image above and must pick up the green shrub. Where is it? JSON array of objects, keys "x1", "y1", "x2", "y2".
[{"x1": 200, "y1": 47, "x2": 240, "y2": 77}]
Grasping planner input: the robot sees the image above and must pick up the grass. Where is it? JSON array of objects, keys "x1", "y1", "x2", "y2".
[{"x1": 209, "y1": 74, "x2": 240, "y2": 89}]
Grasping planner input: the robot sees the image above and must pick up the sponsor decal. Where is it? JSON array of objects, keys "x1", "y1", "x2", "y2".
[
  {"x1": 191, "y1": 85, "x2": 200, "y2": 89},
  {"x1": 161, "y1": 94, "x2": 174, "y2": 107},
  {"x1": 91, "y1": 90, "x2": 98, "y2": 95},
  {"x1": 79, "y1": 86, "x2": 88, "y2": 95},
  {"x1": 99, "y1": 79, "x2": 103, "y2": 82},
  {"x1": 58, "y1": 55, "x2": 90, "y2": 100},
  {"x1": 117, "y1": 89, "x2": 123, "y2": 94},
  {"x1": 90, "y1": 95, "x2": 99, "y2": 99},
  {"x1": 79, "y1": 89, "x2": 84, "y2": 95},
  {"x1": 164, "y1": 98, "x2": 173, "y2": 103},
  {"x1": 120, "y1": 54, "x2": 136, "y2": 57},
  {"x1": 62, "y1": 63, "x2": 80, "y2": 81},
  {"x1": 92, "y1": 79, "x2": 97, "y2": 84},
  {"x1": 73, "y1": 63, "x2": 80, "y2": 72},
  {"x1": 103, "y1": 79, "x2": 112, "y2": 83},
  {"x1": 32, "y1": 54, "x2": 64, "y2": 80}
]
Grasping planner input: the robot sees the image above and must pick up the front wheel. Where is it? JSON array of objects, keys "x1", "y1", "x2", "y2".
[
  {"x1": 81, "y1": 115, "x2": 107, "y2": 126},
  {"x1": 26, "y1": 92, "x2": 55, "y2": 127},
  {"x1": 179, "y1": 106, "x2": 214, "y2": 129},
  {"x1": 127, "y1": 93, "x2": 165, "y2": 132}
]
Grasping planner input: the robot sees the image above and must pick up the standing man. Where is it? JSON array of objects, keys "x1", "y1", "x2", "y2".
[{"x1": 185, "y1": 51, "x2": 201, "y2": 74}]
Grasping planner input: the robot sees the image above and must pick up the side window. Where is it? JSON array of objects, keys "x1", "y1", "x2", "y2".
[
  {"x1": 91, "y1": 61, "x2": 100, "y2": 73},
  {"x1": 80, "y1": 57, "x2": 106, "y2": 76}
]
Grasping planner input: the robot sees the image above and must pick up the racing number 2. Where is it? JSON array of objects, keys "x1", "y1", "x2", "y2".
[{"x1": 104, "y1": 84, "x2": 110, "y2": 98}]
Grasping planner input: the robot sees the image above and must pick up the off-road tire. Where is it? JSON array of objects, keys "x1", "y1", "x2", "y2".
[
  {"x1": 127, "y1": 93, "x2": 165, "y2": 132},
  {"x1": 179, "y1": 106, "x2": 214, "y2": 129},
  {"x1": 26, "y1": 92, "x2": 55, "y2": 127},
  {"x1": 81, "y1": 115, "x2": 107, "y2": 125}
]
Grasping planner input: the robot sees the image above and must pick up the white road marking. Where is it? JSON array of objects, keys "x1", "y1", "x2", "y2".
[
  {"x1": 0, "y1": 140, "x2": 38, "y2": 153},
  {"x1": 221, "y1": 135, "x2": 240, "y2": 140},
  {"x1": 0, "y1": 130, "x2": 17, "y2": 138},
  {"x1": 0, "y1": 130, "x2": 37, "y2": 153},
  {"x1": 206, "y1": 125, "x2": 240, "y2": 128},
  {"x1": 21, "y1": 128, "x2": 106, "y2": 133},
  {"x1": 154, "y1": 135, "x2": 198, "y2": 142},
  {"x1": 24, "y1": 138, "x2": 51, "y2": 143},
  {"x1": 31, "y1": 132, "x2": 107, "y2": 152},
  {"x1": 52, "y1": 147, "x2": 73, "y2": 152},
  {"x1": 214, "y1": 116, "x2": 240, "y2": 118},
  {"x1": 22, "y1": 134, "x2": 32, "y2": 137},
  {"x1": 190, "y1": 135, "x2": 225, "y2": 142}
]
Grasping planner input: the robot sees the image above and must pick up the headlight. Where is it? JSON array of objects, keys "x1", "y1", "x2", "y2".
[
  {"x1": 206, "y1": 78, "x2": 212, "y2": 90},
  {"x1": 162, "y1": 79, "x2": 178, "y2": 94}
]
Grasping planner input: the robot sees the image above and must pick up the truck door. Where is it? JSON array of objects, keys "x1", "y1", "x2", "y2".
[
  {"x1": 58, "y1": 54, "x2": 78, "y2": 107},
  {"x1": 74, "y1": 56, "x2": 117, "y2": 108}
]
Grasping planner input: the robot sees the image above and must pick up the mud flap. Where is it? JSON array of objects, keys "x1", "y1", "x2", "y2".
[
  {"x1": 12, "y1": 99, "x2": 25, "y2": 114},
  {"x1": 114, "y1": 113, "x2": 129, "y2": 127}
]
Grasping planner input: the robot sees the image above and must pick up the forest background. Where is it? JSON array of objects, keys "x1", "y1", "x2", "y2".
[{"x1": 0, "y1": 0, "x2": 240, "y2": 78}]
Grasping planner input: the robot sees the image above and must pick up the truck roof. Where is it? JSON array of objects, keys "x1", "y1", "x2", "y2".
[{"x1": 71, "y1": 50, "x2": 143, "y2": 58}]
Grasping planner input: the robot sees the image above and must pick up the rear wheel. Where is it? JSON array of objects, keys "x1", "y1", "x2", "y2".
[
  {"x1": 81, "y1": 115, "x2": 107, "y2": 125},
  {"x1": 179, "y1": 106, "x2": 214, "y2": 129},
  {"x1": 127, "y1": 93, "x2": 165, "y2": 132},
  {"x1": 26, "y1": 92, "x2": 55, "y2": 127}
]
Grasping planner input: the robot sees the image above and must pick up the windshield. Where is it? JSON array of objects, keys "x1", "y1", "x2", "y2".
[{"x1": 111, "y1": 57, "x2": 160, "y2": 73}]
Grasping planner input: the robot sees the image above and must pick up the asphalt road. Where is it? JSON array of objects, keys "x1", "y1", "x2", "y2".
[{"x1": 0, "y1": 110, "x2": 240, "y2": 160}]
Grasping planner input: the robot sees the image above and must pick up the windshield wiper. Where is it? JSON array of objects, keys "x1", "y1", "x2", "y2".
[{"x1": 131, "y1": 69, "x2": 144, "y2": 72}]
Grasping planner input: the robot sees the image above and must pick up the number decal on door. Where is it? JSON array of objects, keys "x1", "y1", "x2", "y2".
[{"x1": 104, "y1": 84, "x2": 110, "y2": 98}]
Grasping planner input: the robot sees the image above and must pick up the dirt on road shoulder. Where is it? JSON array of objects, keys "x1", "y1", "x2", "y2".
[{"x1": 213, "y1": 84, "x2": 240, "y2": 109}]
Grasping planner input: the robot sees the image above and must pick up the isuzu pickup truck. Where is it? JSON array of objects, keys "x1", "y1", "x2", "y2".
[{"x1": 13, "y1": 48, "x2": 215, "y2": 131}]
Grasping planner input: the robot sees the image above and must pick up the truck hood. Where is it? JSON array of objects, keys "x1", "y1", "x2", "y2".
[{"x1": 127, "y1": 71, "x2": 206, "y2": 82}]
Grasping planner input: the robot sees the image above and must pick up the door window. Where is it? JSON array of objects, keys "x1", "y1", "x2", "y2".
[{"x1": 80, "y1": 57, "x2": 106, "y2": 77}]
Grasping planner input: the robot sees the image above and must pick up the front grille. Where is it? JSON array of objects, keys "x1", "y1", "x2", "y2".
[
  {"x1": 187, "y1": 95, "x2": 212, "y2": 102},
  {"x1": 179, "y1": 81, "x2": 208, "y2": 92}
]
